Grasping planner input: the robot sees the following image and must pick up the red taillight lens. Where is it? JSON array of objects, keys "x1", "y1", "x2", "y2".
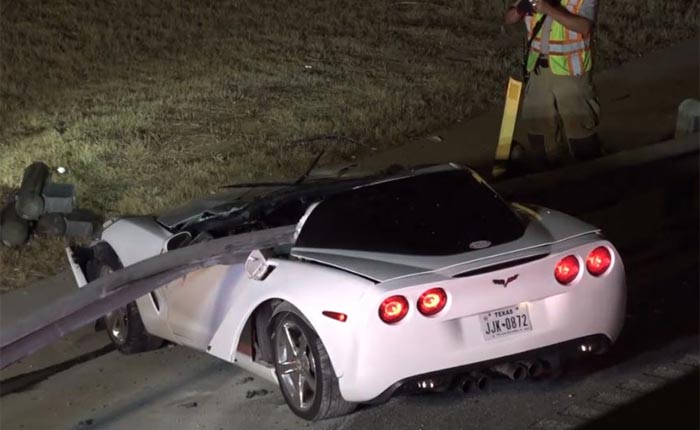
[
  {"x1": 587, "y1": 247, "x2": 612, "y2": 276},
  {"x1": 554, "y1": 255, "x2": 580, "y2": 285},
  {"x1": 417, "y1": 288, "x2": 447, "y2": 316},
  {"x1": 379, "y1": 295, "x2": 409, "y2": 324}
]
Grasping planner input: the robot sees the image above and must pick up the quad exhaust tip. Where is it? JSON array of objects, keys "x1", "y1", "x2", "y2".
[
  {"x1": 414, "y1": 356, "x2": 561, "y2": 395},
  {"x1": 519, "y1": 360, "x2": 544, "y2": 378},
  {"x1": 492, "y1": 362, "x2": 528, "y2": 381},
  {"x1": 462, "y1": 371, "x2": 490, "y2": 392},
  {"x1": 491, "y1": 357, "x2": 558, "y2": 380}
]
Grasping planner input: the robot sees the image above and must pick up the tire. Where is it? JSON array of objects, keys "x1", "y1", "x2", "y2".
[
  {"x1": 272, "y1": 312, "x2": 356, "y2": 420},
  {"x1": 86, "y1": 246, "x2": 163, "y2": 354}
]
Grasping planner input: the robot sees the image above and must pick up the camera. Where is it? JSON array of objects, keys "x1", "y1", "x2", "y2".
[{"x1": 517, "y1": 0, "x2": 535, "y2": 16}]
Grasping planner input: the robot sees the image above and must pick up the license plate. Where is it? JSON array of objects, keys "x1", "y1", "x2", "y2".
[{"x1": 480, "y1": 304, "x2": 532, "y2": 340}]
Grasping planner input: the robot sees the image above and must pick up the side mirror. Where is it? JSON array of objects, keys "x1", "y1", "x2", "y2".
[{"x1": 164, "y1": 231, "x2": 192, "y2": 252}]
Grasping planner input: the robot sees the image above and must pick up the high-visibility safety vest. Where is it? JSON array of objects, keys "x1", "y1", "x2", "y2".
[{"x1": 525, "y1": 0, "x2": 592, "y2": 76}]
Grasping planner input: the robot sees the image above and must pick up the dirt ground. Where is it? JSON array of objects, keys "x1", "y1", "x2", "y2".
[{"x1": 1, "y1": 0, "x2": 698, "y2": 291}]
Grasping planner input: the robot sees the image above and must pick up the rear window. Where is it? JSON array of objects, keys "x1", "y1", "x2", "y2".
[{"x1": 295, "y1": 169, "x2": 525, "y2": 255}]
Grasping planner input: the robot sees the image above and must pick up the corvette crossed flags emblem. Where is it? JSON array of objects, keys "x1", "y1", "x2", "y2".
[{"x1": 492, "y1": 274, "x2": 519, "y2": 288}]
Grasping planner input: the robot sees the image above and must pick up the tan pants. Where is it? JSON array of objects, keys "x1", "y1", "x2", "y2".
[{"x1": 521, "y1": 68, "x2": 600, "y2": 164}]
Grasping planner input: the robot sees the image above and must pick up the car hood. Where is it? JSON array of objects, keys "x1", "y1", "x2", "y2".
[
  {"x1": 156, "y1": 185, "x2": 290, "y2": 230},
  {"x1": 291, "y1": 206, "x2": 599, "y2": 282}
]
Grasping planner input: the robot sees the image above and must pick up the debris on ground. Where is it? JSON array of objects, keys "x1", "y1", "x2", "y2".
[
  {"x1": 237, "y1": 376, "x2": 254, "y2": 385},
  {"x1": 76, "y1": 418, "x2": 94, "y2": 429},
  {"x1": 245, "y1": 389, "x2": 269, "y2": 399},
  {"x1": 0, "y1": 162, "x2": 100, "y2": 248}
]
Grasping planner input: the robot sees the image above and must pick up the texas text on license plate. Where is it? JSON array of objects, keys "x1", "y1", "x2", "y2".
[{"x1": 480, "y1": 304, "x2": 532, "y2": 340}]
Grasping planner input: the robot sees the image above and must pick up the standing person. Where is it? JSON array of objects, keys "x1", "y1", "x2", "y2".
[{"x1": 504, "y1": 0, "x2": 601, "y2": 168}]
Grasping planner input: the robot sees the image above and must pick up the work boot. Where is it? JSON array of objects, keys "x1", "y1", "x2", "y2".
[
  {"x1": 570, "y1": 134, "x2": 603, "y2": 161},
  {"x1": 505, "y1": 140, "x2": 527, "y2": 177},
  {"x1": 524, "y1": 133, "x2": 549, "y2": 172}
]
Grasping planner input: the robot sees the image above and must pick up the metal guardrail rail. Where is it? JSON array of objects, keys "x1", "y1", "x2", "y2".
[{"x1": 494, "y1": 133, "x2": 699, "y2": 198}]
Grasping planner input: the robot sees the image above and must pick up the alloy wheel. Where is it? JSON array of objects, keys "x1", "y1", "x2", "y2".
[
  {"x1": 99, "y1": 265, "x2": 129, "y2": 345},
  {"x1": 275, "y1": 320, "x2": 318, "y2": 411},
  {"x1": 104, "y1": 306, "x2": 129, "y2": 344}
]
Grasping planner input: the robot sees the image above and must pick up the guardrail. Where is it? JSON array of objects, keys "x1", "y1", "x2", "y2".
[
  {"x1": 494, "y1": 133, "x2": 699, "y2": 218},
  {"x1": 495, "y1": 133, "x2": 698, "y2": 198}
]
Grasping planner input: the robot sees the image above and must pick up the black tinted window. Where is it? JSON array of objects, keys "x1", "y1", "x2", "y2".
[{"x1": 296, "y1": 169, "x2": 525, "y2": 255}]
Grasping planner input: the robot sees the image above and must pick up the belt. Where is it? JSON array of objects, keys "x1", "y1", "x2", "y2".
[{"x1": 536, "y1": 57, "x2": 549, "y2": 68}]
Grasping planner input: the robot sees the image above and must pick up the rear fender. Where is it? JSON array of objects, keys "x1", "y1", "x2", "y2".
[{"x1": 207, "y1": 259, "x2": 373, "y2": 378}]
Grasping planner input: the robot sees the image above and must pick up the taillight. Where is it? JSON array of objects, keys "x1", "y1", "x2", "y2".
[
  {"x1": 417, "y1": 288, "x2": 447, "y2": 316},
  {"x1": 587, "y1": 247, "x2": 612, "y2": 276},
  {"x1": 554, "y1": 255, "x2": 580, "y2": 285},
  {"x1": 379, "y1": 295, "x2": 409, "y2": 324}
]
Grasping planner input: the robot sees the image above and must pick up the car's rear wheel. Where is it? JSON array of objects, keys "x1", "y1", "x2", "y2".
[
  {"x1": 86, "y1": 246, "x2": 163, "y2": 354},
  {"x1": 272, "y1": 312, "x2": 356, "y2": 420}
]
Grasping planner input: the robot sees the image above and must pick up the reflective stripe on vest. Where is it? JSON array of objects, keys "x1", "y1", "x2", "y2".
[{"x1": 525, "y1": 0, "x2": 592, "y2": 76}]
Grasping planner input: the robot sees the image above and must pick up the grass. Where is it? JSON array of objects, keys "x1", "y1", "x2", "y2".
[{"x1": 0, "y1": 0, "x2": 698, "y2": 292}]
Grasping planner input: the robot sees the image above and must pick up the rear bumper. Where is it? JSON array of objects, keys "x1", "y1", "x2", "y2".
[
  {"x1": 367, "y1": 333, "x2": 611, "y2": 404},
  {"x1": 336, "y1": 258, "x2": 626, "y2": 402}
]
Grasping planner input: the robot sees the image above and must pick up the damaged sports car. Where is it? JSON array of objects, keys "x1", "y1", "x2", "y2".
[{"x1": 66, "y1": 163, "x2": 626, "y2": 420}]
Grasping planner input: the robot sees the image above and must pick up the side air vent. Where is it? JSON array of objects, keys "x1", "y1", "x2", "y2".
[
  {"x1": 453, "y1": 254, "x2": 549, "y2": 278},
  {"x1": 150, "y1": 292, "x2": 161, "y2": 312}
]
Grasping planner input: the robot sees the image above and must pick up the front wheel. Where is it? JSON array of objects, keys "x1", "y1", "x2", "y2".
[
  {"x1": 86, "y1": 248, "x2": 163, "y2": 354},
  {"x1": 272, "y1": 312, "x2": 356, "y2": 420}
]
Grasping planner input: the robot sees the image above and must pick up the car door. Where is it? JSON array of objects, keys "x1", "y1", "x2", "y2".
[{"x1": 162, "y1": 264, "x2": 246, "y2": 350}]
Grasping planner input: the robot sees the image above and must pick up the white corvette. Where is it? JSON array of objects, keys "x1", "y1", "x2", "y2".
[{"x1": 67, "y1": 164, "x2": 626, "y2": 420}]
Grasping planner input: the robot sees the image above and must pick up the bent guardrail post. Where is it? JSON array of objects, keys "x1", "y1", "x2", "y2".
[{"x1": 0, "y1": 224, "x2": 296, "y2": 369}]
